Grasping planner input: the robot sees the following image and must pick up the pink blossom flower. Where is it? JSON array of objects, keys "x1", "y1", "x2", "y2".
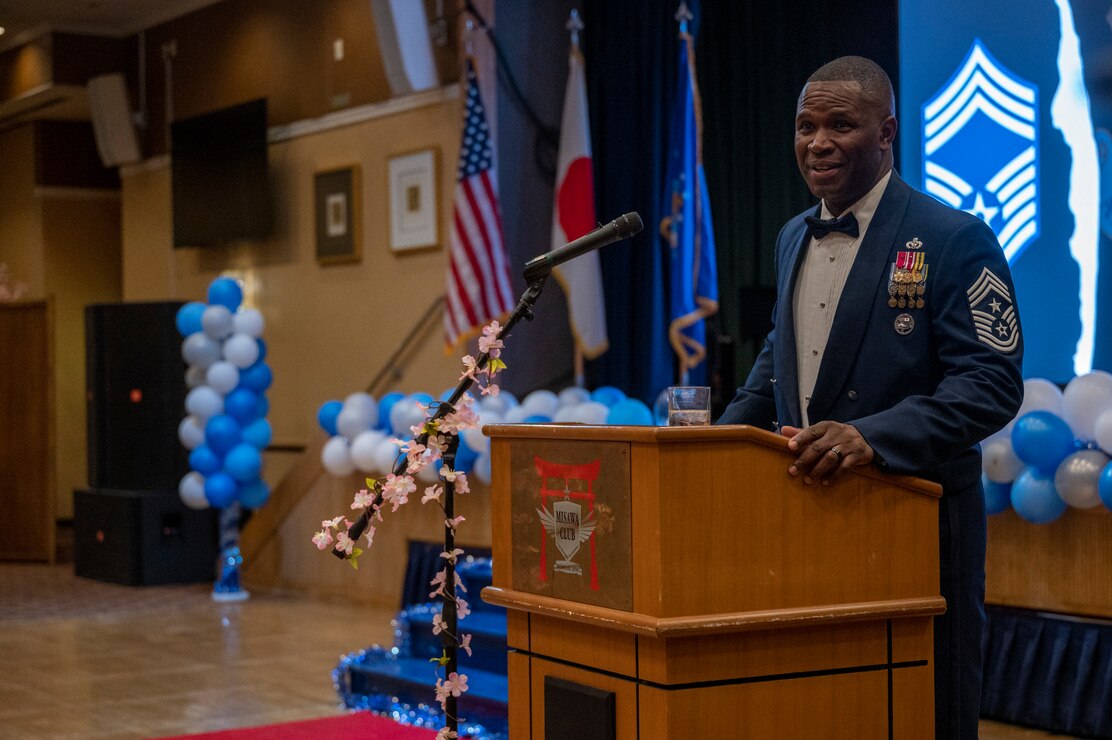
[
  {"x1": 456, "y1": 597, "x2": 471, "y2": 619},
  {"x1": 443, "y1": 671, "x2": 469, "y2": 697},
  {"x1": 432, "y1": 613, "x2": 445, "y2": 635},
  {"x1": 422, "y1": 485, "x2": 443, "y2": 504},
  {"x1": 459, "y1": 633, "x2": 473, "y2": 657},
  {"x1": 334, "y1": 532, "x2": 355, "y2": 556},
  {"x1": 480, "y1": 382, "x2": 500, "y2": 396},
  {"x1": 363, "y1": 526, "x2": 376, "y2": 547},
  {"x1": 479, "y1": 322, "x2": 503, "y2": 357},
  {"x1": 459, "y1": 355, "x2": 478, "y2": 381},
  {"x1": 312, "y1": 530, "x2": 333, "y2": 550},
  {"x1": 434, "y1": 678, "x2": 451, "y2": 707},
  {"x1": 440, "y1": 548, "x2": 464, "y2": 563},
  {"x1": 445, "y1": 515, "x2": 466, "y2": 530},
  {"x1": 382, "y1": 473, "x2": 416, "y2": 511},
  {"x1": 322, "y1": 516, "x2": 345, "y2": 529},
  {"x1": 454, "y1": 473, "x2": 470, "y2": 495},
  {"x1": 351, "y1": 489, "x2": 374, "y2": 510},
  {"x1": 429, "y1": 569, "x2": 448, "y2": 598}
]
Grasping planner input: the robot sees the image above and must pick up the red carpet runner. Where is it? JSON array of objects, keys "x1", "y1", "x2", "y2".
[{"x1": 154, "y1": 712, "x2": 437, "y2": 739}]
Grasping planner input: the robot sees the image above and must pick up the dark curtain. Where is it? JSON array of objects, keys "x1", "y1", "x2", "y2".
[{"x1": 583, "y1": 0, "x2": 898, "y2": 402}]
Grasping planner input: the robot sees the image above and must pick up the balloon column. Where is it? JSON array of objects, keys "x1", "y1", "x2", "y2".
[
  {"x1": 316, "y1": 385, "x2": 656, "y2": 484},
  {"x1": 175, "y1": 277, "x2": 272, "y2": 600},
  {"x1": 982, "y1": 372, "x2": 1112, "y2": 523}
]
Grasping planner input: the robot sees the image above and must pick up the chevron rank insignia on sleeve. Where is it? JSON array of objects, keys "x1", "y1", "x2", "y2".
[{"x1": 967, "y1": 267, "x2": 1019, "y2": 353}]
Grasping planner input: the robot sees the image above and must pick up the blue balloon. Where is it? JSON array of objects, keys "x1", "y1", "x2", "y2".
[
  {"x1": 410, "y1": 392, "x2": 435, "y2": 407},
  {"x1": 238, "y1": 362, "x2": 273, "y2": 392},
  {"x1": 377, "y1": 392, "x2": 405, "y2": 432},
  {"x1": 255, "y1": 393, "x2": 269, "y2": 418},
  {"x1": 175, "y1": 302, "x2": 206, "y2": 337},
  {"x1": 454, "y1": 434, "x2": 479, "y2": 474},
  {"x1": 982, "y1": 475, "x2": 1011, "y2": 515},
  {"x1": 204, "y1": 472, "x2": 239, "y2": 508},
  {"x1": 1100, "y1": 461, "x2": 1112, "y2": 512},
  {"x1": 255, "y1": 338, "x2": 267, "y2": 362},
  {"x1": 225, "y1": 388, "x2": 260, "y2": 424},
  {"x1": 1011, "y1": 469, "x2": 1066, "y2": 524},
  {"x1": 189, "y1": 445, "x2": 223, "y2": 476},
  {"x1": 205, "y1": 414, "x2": 241, "y2": 456},
  {"x1": 224, "y1": 443, "x2": 262, "y2": 482},
  {"x1": 591, "y1": 386, "x2": 627, "y2": 407},
  {"x1": 241, "y1": 418, "x2": 272, "y2": 449},
  {"x1": 1011, "y1": 411, "x2": 1076, "y2": 475},
  {"x1": 606, "y1": 398, "x2": 654, "y2": 426},
  {"x1": 207, "y1": 277, "x2": 243, "y2": 311},
  {"x1": 239, "y1": 479, "x2": 270, "y2": 509},
  {"x1": 523, "y1": 414, "x2": 553, "y2": 423}
]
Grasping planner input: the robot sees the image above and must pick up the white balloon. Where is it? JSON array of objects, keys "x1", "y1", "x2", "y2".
[
  {"x1": 371, "y1": 437, "x2": 402, "y2": 473},
  {"x1": 321, "y1": 436, "x2": 356, "y2": 476},
  {"x1": 572, "y1": 401, "x2": 610, "y2": 424},
  {"x1": 1061, "y1": 371, "x2": 1112, "y2": 441},
  {"x1": 337, "y1": 406, "x2": 373, "y2": 440},
  {"x1": 1018, "y1": 378, "x2": 1064, "y2": 419},
  {"x1": 522, "y1": 390, "x2": 560, "y2": 417},
  {"x1": 1054, "y1": 450, "x2": 1109, "y2": 509},
  {"x1": 185, "y1": 385, "x2": 224, "y2": 421},
  {"x1": 982, "y1": 438, "x2": 1025, "y2": 484},
  {"x1": 233, "y1": 308, "x2": 265, "y2": 337},
  {"x1": 185, "y1": 365, "x2": 207, "y2": 389},
  {"x1": 223, "y1": 332, "x2": 261, "y2": 368},
  {"x1": 480, "y1": 390, "x2": 518, "y2": 415},
  {"x1": 504, "y1": 405, "x2": 530, "y2": 424},
  {"x1": 350, "y1": 430, "x2": 385, "y2": 472},
  {"x1": 558, "y1": 386, "x2": 591, "y2": 407},
  {"x1": 416, "y1": 460, "x2": 440, "y2": 483},
  {"x1": 178, "y1": 415, "x2": 205, "y2": 449},
  {"x1": 1095, "y1": 409, "x2": 1112, "y2": 455},
  {"x1": 179, "y1": 472, "x2": 209, "y2": 510},
  {"x1": 553, "y1": 404, "x2": 581, "y2": 423},
  {"x1": 206, "y1": 361, "x2": 240, "y2": 395},
  {"x1": 473, "y1": 453, "x2": 492, "y2": 484},
  {"x1": 344, "y1": 392, "x2": 379, "y2": 429},
  {"x1": 201, "y1": 305, "x2": 234, "y2": 340},
  {"x1": 182, "y1": 332, "x2": 221, "y2": 368},
  {"x1": 390, "y1": 397, "x2": 427, "y2": 437}
]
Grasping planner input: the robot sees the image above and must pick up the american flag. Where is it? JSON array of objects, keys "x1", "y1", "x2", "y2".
[{"x1": 445, "y1": 60, "x2": 513, "y2": 349}]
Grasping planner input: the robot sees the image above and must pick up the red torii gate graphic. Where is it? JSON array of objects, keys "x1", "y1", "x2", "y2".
[{"x1": 534, "y1": 457, "x2": 601, "y2": 591}]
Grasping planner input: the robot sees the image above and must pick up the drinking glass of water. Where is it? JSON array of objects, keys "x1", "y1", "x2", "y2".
[{"x1": 667, "y1": 386, "x2": 711, "y2": 426}]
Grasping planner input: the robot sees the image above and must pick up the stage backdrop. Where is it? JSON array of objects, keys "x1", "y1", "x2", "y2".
[{"x1": 899, "y1": 0, "x2": 1112, "y2": 383}]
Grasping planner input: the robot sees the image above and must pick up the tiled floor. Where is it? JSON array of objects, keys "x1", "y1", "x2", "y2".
[
  {"x1": 0, "y1": 562, "x2": 396, "y2": 739},
  {"x1": 0, "y1": 562, "x2": 1076, "y2": 739}
]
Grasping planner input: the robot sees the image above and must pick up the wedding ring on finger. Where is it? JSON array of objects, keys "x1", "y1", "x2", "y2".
[{"x1": 830, "y1": 446, "x2": 842, "y2": 461}]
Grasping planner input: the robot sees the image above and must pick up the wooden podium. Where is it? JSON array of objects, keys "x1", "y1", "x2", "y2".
[{"x1": 481, "y1": 424, "x2": 943, "y2": 739}]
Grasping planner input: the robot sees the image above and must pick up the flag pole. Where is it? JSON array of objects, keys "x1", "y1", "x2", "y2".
[{"x1": 567, "y1": 8, "x2": 586, "y2": 388}]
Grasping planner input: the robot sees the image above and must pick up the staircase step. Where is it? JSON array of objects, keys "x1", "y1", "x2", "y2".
[
  {"x1": 346, "y1": 654, "x2": 508, "y2": 720},
  {"x1": 404, "y1": 606, "x2": 507, "y2": 674}
]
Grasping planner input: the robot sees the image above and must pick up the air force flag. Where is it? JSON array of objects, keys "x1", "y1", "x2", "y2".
[{"x1": 923, "y1": 40, "x2": 1039, "y2": 263}]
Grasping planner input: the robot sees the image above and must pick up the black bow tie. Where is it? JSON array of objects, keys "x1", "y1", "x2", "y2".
[{"x1": 804, "y1": 212, "x2": 859, "y2": 239}]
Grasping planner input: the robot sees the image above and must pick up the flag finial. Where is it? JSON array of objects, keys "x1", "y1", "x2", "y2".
[
  {"x1": 464, "y1": 17, "x2": 475, "y2": 56},
  {"x1": 675, "y1": 2, "x2": 693, "y2": 33},
  {"x1": 566, "y1": 9, "x2": 585, "y2": 50}
]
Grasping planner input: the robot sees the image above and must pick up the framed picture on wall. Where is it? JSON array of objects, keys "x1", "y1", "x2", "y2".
[
  {"x1": 314, "y1": 165, "x2": 361, "y2": 264},
  {"x1": 388, "y1": 149, "x2": 439, "y2": 252}
]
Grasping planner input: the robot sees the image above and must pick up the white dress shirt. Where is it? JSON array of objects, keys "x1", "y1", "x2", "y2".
[{"x1": 793, "y1": 170, "x2": 892, "y2": 427}]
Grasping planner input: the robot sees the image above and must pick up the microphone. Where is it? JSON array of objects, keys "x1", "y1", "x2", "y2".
[{"x1": 522, "y1": 212, "x2": 643, "y2": 282}]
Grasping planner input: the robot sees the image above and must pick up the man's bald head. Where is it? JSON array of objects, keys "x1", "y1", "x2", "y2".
[{"x1": 804, "y1": 56, "x2": 895, "y2": 117}]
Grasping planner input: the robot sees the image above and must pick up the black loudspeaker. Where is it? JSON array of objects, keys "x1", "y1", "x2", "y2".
[
  {"x1": 86, "y1": 301, "x2": 189, "y2": 491},
  {"x1": 74, "y1": 489, "x2": 218, "y2": 585}
]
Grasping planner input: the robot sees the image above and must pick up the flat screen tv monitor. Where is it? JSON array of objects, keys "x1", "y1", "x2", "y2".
[{"x1": 171, "y1": 98, "x2": 273, "y2": 247}]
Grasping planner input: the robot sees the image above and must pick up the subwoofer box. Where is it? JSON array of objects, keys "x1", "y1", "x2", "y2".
[{"x1": 74, "y1": 488, "x2": 218, "y2": 586}]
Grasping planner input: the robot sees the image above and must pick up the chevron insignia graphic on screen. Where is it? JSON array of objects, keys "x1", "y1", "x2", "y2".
[{"x1": 923, "y1": 40, "x2": 1039, "y2": 263}]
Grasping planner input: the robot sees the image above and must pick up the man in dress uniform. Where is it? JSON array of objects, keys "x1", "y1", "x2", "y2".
[{"x1": 717, "y1": 56, "x2": 1024, "y2": 738}]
